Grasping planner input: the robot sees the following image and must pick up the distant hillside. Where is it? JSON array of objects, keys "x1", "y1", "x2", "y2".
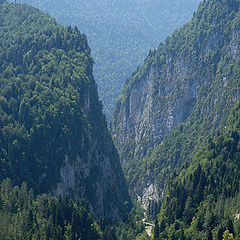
[
  {"x1": 17, "y1": 0, "x2": 201, "y2": 119},
  {"x1": 0, "y1": 0, "x2": 130, "y2": 222}
]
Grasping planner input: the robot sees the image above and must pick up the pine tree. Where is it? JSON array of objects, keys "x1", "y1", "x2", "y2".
[{"x1": 153, "y1": 218, "x2": 160, "y2": 240}]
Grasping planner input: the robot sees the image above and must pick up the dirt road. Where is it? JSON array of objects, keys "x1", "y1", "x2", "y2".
[{"x1": 142, "y1": 219, "x2": 155, "y2": 237}]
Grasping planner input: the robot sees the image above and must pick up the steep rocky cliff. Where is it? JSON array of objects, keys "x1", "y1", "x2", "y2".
[
  {"x1": 0, "y1": 1, "x2": 130, "y2": 222},
  {"x1": 111, "y1": 0, "x2": 240, "y2": 203}
]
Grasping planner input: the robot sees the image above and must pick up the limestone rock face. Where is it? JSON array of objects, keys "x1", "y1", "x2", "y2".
[{"x1": 111, "y1": 56, "x2": 198, "y2": 163}]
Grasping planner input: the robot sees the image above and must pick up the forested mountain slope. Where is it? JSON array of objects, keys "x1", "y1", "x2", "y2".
[
  {"x1": 153, "y1": 101, "x2": 240, "y2": 239},
  {"x1": 0, "y1": 1, "x2": 130, "y2": 222},
  {"x1": 17, "y1": 0, "x2": 201, "y2": 119},
  {"x1": 111, "y1": 0, "x2": 240, "y2": 207},
  {"x1": 0, "y1": 179, "x2": 103, "y2": 240}
]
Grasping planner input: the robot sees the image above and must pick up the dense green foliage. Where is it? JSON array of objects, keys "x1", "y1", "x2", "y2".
[
  {"x1": 0, "y1": 178, "x2": 102, "y2": 240},
  {"x1": 0, "y1": 1, "x2": 131, "y2": 222},
  {"x1": 153, "y1": 100, "x2": 240, "y2": 239},
  {"x1": 0, "y1": 178, "x2": 150, "y2": 240},
  {"x1": 0, "y1": 0, "x2": 94, "y2": 191},
  {"x1": 17, "y1": 0, "x2": 200, "y2": 119}
]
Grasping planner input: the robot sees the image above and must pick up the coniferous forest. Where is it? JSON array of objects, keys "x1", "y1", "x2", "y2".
[{"x1": 1, "y1": 0, "x2": 240, "y2": 239}]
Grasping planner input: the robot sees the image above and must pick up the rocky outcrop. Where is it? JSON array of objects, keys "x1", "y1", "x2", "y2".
[{"x1": 111, "y1": 54, "x2": 198, "y2": 163}]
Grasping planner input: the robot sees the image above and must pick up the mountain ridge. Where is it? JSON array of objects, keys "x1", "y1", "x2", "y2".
[{"x1": 0, "y1": 0, "x2": 130, "y2": 222}]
